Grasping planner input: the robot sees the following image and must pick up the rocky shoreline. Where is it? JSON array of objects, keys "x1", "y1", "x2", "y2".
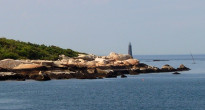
[{"x1": 0, "y1": 52, "x2": 190, "y2": 81}]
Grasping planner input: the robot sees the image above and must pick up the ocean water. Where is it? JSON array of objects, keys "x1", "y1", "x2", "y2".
[{"x1": 0, "y1": 55, "x2": 205, "y2": 110}]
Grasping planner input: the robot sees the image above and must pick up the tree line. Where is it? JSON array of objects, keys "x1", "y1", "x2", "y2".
[{"x1": 0, "y1": 38, "x2": 80, "y2": 60}]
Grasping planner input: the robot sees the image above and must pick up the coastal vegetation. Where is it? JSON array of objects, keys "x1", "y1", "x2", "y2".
[{"x1": 0, "y1": 38, "x2": 80, "y2": 60}]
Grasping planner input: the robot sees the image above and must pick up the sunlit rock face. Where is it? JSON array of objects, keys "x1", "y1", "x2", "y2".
[
  {"x1": 77, "y1": 54, "x2": 96, "y2": 61},
  {"x1": 13, "y1": 64, "x2": 43, "y2": 70},
  {"x1": 108, "y1": 52, "x2": 132, "y2": 61},
  {"x1": 125, "y1": 59, "x2": 140, "y2": 65},
  {"x1": 0, "y1": 59, "x2": 22, "y2": 69}
]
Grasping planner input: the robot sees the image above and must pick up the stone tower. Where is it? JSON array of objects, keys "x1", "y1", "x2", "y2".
[{"x1": 128, "y1": 42, "x2": 133, "y2": 57}]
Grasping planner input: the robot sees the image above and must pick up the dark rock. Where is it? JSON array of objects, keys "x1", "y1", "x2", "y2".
[
  {"x1": 173, "y1": 72, "x2": 180, "y2": 74},
  {"x1": 138, "y1": 63, "x2": 148, "y2": 67},
  {"x1": 29, "y1": 71, "x2": 51, "y2": 81},
  {"x1": 161, "y1": 64, "x2": 176, "y2": 72},
  {"x1": 113, "y1": 69, "x2": 129, "y2": 75},
  {"x1": 121, "y1": 74, "x2": 127, "y2": 78},
  {"x1": 30, "y1": 75, "x2": 51, "y2": 81},
  {"x1": 0, "y1": 72, "x2": 26, "y2": 81},
  {"x1": 96, "y1": 68, "x2": 118, "y2": 78},
  {"x1": 129, "y1": 69, "x2": 140, "y2": 75},
  {"x1": 75, "y1": 73, "x2": 97, "y2": 79},
  {"x1": 105, "y1": 74, "x2": 117, "y2": 78},
  {"x1": 0, "y1": 67, "x2": 10, "y2": 72},
  {"x1": 153, "y1": 60, "x2": 169, "y2": 62},
  {"x1": 48, "y1": 73, "x2": 73, "y2": 79},
  {"x1": 139, "y1": 67, "x2": 151, "y2": 73},
  {"x1": 97, "y1": 76, "x2": 103, "y2": 79},
  {"x1": 177, "y1": 64, "x2": 190, "y2": 71}
]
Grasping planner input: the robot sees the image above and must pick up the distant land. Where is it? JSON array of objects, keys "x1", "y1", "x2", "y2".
[
  {"x1": 0, "y1": 38, "x2": 80, "y2": 60},
  {"x1": 0, "y1": 38, "x2": 190, "y2": 81}
]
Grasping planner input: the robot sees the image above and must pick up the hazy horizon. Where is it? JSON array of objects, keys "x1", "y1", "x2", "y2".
[{"x1": 0, "y1": 0, "x2": 204, "y2": 55}]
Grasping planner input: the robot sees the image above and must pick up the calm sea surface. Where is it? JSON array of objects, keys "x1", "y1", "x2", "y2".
[{"x1": 0, "y1": 55, "x2": 205, "y2": 110}]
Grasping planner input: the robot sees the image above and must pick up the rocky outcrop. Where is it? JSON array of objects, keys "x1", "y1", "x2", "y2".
[
  {"x1": 29, "y1": 71, "x2": 50, "y2": 81},
  {"x1": 0, "y1": 67, "x2": 10, "y2": 72},
  {"x1": 59, "y1": 54, "x2": 70, "y2": 60},
  {"x1": 95, "y1": 58, "x2": 110, "y2": 66},
  {"x1": 31, "y1": 60, "x2": 54, "y2": 67},
  {"x1": 86, "y1": 61, "x2": 96, "y2": 67},
  {"x1": 0, "y1": 59, "x2": 22, "y2": 69},
  {"x1": 177, "y1": 64, "x2": 190, "y2": 71},
  {"x1": 13, "y1": 64, "x2": 45, "y2": 70},
  {"x1": 161, "y1": 64, "x2": 175, "y2": 71},
  {"x1": 121, "y1": 74, "x2": 127, "y2": 78},
  {"x1": 77, "y1": 54, "x2": 96, "y2": 61},
  {"x1": 0, "y1": 52, "x2": 190, "y2": 81},
  {"x1": 0, "y1": 72, "x2": 25, "y2": 81},
  {"x1": 129, "y1": 69, "x2": 140, "y2": 75},
  {"x1": 125, "y1": 59, "x2": 139, "y2": 65},
  {"x1": 108, "y1": 52, "x2": 132, "y2": 61}
]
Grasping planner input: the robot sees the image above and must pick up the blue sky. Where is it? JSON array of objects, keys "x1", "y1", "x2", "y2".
[{"x1": 0, "y1": 0, "x2": 204, "y2": 55}]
